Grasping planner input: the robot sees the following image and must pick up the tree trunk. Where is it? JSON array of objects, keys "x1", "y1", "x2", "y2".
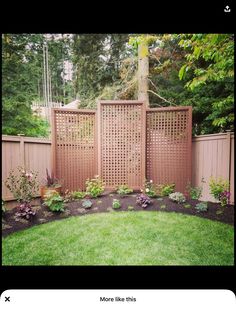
[{"x1": 138, "y1": 41, "x2": 149, "y2": 107}]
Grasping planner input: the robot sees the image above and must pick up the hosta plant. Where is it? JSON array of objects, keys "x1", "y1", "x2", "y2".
[
  {"x1": 112, "y1": 199, "x2": 121, "y2": 209},
  {"x1": 82, "y1": 200, "x2": 93, "y2": 209},
  {"x1": 136, "y1": 194, "x2": 152, "y2": 208},
  {"x1": 195, "y1": 202, "x2": 208, "y2": 212},
  {"x1": 86, "y1": 175, "x2": 105, "y2": 198},
  {"x1": 169, "y1": 192, "x2": 186, "y2": 203},
  {"x1": 116, "y1": 185, "x2": 133, "y2": 197},
  {"x1": 43, "y1": 191, "x2": 65, "y2": 212}
]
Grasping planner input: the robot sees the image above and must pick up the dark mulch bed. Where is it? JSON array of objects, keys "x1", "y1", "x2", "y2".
[{"x1": 2, "y1": 192, "x2": 234, "y2": 237}]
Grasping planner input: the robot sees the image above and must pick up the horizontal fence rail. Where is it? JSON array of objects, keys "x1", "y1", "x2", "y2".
[{"x1": 2, "y1": 131, "x2": 234, "y2": 204}]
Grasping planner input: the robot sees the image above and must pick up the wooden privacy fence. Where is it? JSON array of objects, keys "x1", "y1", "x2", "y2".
[
  {"x1": 2, "y1": 131, "x2": 234, "y2": 204},
  {"x1": 192, "y1": 132, "x2": 234, "y2": 204},
  {"x1": 2, "y1": 135, "x2": 51, "y2": 201}
]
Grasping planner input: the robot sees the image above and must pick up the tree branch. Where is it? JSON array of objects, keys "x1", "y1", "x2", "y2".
[{"x1": 147, "y1": 89, "x2": 177, "y2": 106}]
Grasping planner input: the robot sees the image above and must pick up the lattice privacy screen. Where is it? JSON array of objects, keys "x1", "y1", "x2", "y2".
[
  {"x1": 98, "y1": 101, "x2": 146, "y2": 190},
  {"x1": 52, "y1": 104, "x2": 192, "y2": 193},
  {"x1": 146, "y1": 107, "x2": 192, "y2": 193},
  {"x1": 52, "y1": 109, "x2": 97, "y2": 191}
]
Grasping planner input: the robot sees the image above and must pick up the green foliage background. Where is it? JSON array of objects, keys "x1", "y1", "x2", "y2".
[{"x1": 2, "y1": 33, "x2": 234, "y2": 137}]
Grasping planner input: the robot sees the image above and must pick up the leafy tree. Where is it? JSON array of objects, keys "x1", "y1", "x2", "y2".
[{"x1": 177, "y1": 34, "x2": 234, "y2": 132}]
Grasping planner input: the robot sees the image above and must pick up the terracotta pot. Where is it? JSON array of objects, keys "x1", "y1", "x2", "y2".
[{"x1": 40, "y1": 185, "x2": 62, "y2": 200}]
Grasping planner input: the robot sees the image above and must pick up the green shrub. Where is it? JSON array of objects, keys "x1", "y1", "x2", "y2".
[
  {"x1": 116, "y1": 185, "x2": 133, "y2": 197},
  {"x1": 143, "y1": 179, "x2": 157, "y2": 197},
  {"x1": 209, "y1": 177, "x2": 229, "y2": 202},
  {"x1": 43, "y1": 191, "x2": 65, "y2": 212},
  {"x1": 160, "y1": 183, "x2": 175, "y2": 196},
  {"x1": 195, "y1": 202, "x2": 208, "y2": 212},
  {"x1": 186, "y1": 182, "x2": 203, "y2": 200},
  {"x1": 127, "y1": 205, "x2": 134, "y2": 211},
  {"x1": 112, "y1": 199, "x2": 121, "y2": 209},
  {"x1": 2, "y1": 200, "x2": 6, "y2": 213},
  {"x1": 86, "y1": 175, "x2": 105, "y2": 198},
  {"x1": 5, "y1": 166, "x2": 39, "y2": 204},
  {"x1": 64, "y1": 190, "x2": 86, "y2": 203},
  {"x1": 169, "y1": 192, "x2": 186, "y2": 203}
]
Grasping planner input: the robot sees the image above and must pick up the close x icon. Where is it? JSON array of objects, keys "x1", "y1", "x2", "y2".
[{"x1": 5, "y1": 296, "x2": 10, "y2": 302}]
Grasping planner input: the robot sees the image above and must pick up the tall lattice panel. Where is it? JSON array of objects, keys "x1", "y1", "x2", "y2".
[
  {"x1": 52, "y1": 108, "x2": 97, "y2": 192},
  {"x1": 146, "y1": 107, "x2": 192, "y2": 193},
  {"x1": 98, "y1": 101, "x2": 146, "y2": 190}
]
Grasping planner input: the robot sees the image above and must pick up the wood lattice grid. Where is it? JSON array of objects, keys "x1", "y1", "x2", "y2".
[
  {"x1": 98, "y1": 100, "x2": 146, "y2": 190},
  {"x1": 146, "y1": 107, "x2": 192, "y2": 193},
  {"x1": 51, "y1": 108, "x2": 97, "y2": 192}
]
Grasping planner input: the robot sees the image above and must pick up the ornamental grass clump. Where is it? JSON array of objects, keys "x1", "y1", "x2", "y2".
[
  {"x1": 136, "y1": 194, "x2": 152, "y2": 208},
  {"x1": 169, "y1": 192, "x2": 186, "y2": 204},
  {"x1": 86, "y1": 175, "x2": 105, "y2": 198}
]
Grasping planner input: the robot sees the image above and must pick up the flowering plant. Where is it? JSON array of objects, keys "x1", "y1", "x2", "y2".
[
  {"x1": 143, "y1": 179, "x2": 157, "y2": 197},
  {"x1": 5, "y1": 166, "x2": 39, "y2": 203},
  {"x1": 219, "y1": 190, "x2": 231, "y2": 207},
  {"x1": 136, "y1": 194, "x2": 152, "y2": 208}
]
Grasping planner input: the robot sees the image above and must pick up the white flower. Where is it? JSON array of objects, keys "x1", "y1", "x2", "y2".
[
  {"x1": 146, "y1": 188, "x2": 150, "y2": 192},
  {"x1": 150, "y1": 180, "x2": 153, "y2": 183}
]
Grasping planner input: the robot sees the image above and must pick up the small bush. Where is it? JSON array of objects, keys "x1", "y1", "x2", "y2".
[
  {"x1": 112, "y1": 199, "x2": 121, "y2": 209},
  {"x1": 2, "y1": 200, "x2": 6, "y2": 213},
  {"x1": 82, "y1": 200, "x2": 93, "y2": 209},
  {"x1": 127, "y1": 205, "x2": 134, "y2": 211},
  {"x1": 43, "y1": 191, "x2": 65, "y2": 212},
  {"x1": 116, "y1": 185, "x2": 133, "y2": 197},
  {"x1": 86, "y1": 175, "x2": 105, "y2": 198},
  {"x1": 195, "y1": 202, "x2": 208, "y2": 212},
  {"x1": 64, "y1": 190, "x2": 86, "y2": 203},
  {"x1": 15, "y1": 203, "x2": 36, "y2": 220},
  {"x1": 209, "y1": 177, "x2": 230, "y2": 206},
  {"x1": 186, "y1": 182, "x2": 203, "y2": 200},
  {"x1": 143, "y1": 179, "x2": 157, "y2": 197},
  {"x1": 169, "y1": 192, "x2": 186, "y2": 203},
  {"x1": 136, "y1": 194, "x2": 152, "y2": 208},
  {"x1": 5, "y1": 166, "x2": 39, "y2": 204},
  {"x1": 160, "y1": 183, "x2": 175, "y2": 196}
]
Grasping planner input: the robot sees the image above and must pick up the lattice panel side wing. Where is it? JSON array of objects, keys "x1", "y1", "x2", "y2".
[
  {"x1": 146, "y1": 108, "x2": 192, "y2": 193},
  {"x1": 52, "y1": 109, "x2": 96, "y2": 192}
]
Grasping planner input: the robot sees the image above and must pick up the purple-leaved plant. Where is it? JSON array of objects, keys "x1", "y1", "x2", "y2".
[{"x1": 136, "y1": 194, "x2": 152, "y2": 208}]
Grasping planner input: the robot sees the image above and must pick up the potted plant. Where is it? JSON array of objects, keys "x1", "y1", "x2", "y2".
[{"x1": 40, "y1": 168, "x2": 62, "y2": 200}]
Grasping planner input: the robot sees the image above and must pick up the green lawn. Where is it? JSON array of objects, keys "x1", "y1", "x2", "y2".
[{"x1": 2, "y1": 211, "x2": 234, "y2": 265}]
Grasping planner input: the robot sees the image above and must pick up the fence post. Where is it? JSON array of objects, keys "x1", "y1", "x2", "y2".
[{"x1": 226, "y1": 130, "x2": 231, "y2": 202}]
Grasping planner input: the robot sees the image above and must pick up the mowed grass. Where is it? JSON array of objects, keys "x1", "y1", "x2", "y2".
[{"x1": 2, "y1": 211, "x2": 234, "y2": 265}]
